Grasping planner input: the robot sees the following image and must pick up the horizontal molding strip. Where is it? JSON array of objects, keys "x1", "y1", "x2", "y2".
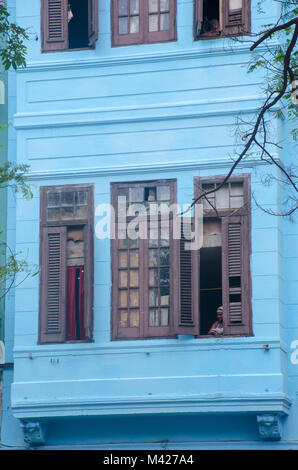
[
  {"x1": 13, "y1": 95, "x2": 265, "y2": 130},
  {"x1": 17, "y1": 43, "x2": 278, "y2": 73},
  {"x1": 14, "y1": 337, "x2": 287, "y2": 357},
  {"x1": 12, "y1": 392, "x2": 292, "y2": 419},
  {"x1": 25, "y1": 155, "x2": 280, "y2": 180}
]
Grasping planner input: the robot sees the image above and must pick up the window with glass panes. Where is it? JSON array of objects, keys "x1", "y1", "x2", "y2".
[
  {"x1": 39, "y1": 184, "x2": 94, "y2": 344},
  {"x1": 111, "y1": 180, "x2": 177, "y2": 339},
  {"x1": 112, "y1": 0, "x2": 176, "y2": 46}
]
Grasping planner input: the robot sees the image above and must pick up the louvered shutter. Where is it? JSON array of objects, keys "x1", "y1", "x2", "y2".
[
  {"x1": 175, "y1": 218, "x2": 199, "y2": 335},
  {"x1": 222, "y1": 0, "x2": 251, "y2": 36},
  {"x1": 221, "y1": 215, "x2": 251, "y2": 335},
  {"x1": 39, "y1": 226, "x2": 67, "y2": 343},
  {"x1": 88, "y1": 0, "x2": 99, "y2": 47},
  {"x1": 42, "y1": 0, "x2": 68, "y2": 52}
]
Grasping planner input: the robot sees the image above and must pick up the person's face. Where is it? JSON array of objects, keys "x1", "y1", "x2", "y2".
[{"x1": 217, "y1": 309, "x2": 223, "y2": 321}]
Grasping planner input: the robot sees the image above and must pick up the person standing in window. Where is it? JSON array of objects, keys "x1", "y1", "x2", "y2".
[{"x1": 208, "y1": 306, "x2": 224, "y2": 336}]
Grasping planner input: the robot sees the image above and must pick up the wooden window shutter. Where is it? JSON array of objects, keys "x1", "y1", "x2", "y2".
[
  {"x1": 42, "y1": 0, "x2": 68, "y2": 52},
  {"x1": 88, "y1": 0, "x2": 99, "y2": 47},
  {"x1": 175, "y1": 218, "x2": 199, "y2": 335},
  {"x1": 221, "y1": 215, "x2": 251, "y2": 335},
  {"x1": 222, "y1": 0, "x2": 251, "y2": 36},
  {"x1": 193, "y1": 0, "x2": 203, "y2": 39},
  {"x1": 39, "y1": 226, "x2": 67, "y2": 343}
]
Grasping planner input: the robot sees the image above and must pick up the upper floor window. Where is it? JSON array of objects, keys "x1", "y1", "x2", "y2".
[
  {"x1": 194, "y1": 0, "x2": 251, "y2": 40},
  {"x1": 195, "y1": 175, "x2": 252, "y2": 336},
  {"x1": 111, "y1": 175, "x2": 252, "y2": 340},
  {"x1": 41, "y1": 0, "x2": 98, "y2": 52},
  {"x1": 111, "y1": 0, "x2": 177, "y2": 47},
  {"x1": 39, "y1": 184, "x2": 94, "y2": 344}
]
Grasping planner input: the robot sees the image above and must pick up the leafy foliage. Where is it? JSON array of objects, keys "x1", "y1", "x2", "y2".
[{"x1": 0, "y1": 4, "x2": 28, "y2": 70}]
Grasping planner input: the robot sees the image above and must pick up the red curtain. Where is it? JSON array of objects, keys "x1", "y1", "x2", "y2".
[{"x1": 66, "y1": 266, "x2": 85, "y2": 341}]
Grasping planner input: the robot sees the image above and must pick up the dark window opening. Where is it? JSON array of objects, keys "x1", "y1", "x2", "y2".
[
  {"x1": 68, "y1": 0, "x2": 89, "y2": 49},
  {"x1": 200, "y1": 246, "x2": 222, "y2": 335},
  {"x1": 66, "y1": 226, "x2": 85, "y2": 341},
  {"x1": 201, "y1": 0, "x2": 220, "y2": 37},
  {"x1": 145, "y1": 187, "x2": 157, "y2": 202}
]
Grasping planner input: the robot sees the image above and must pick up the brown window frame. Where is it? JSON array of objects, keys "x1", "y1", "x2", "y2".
[
  {"x1": 111, "y1": 175, "x2": 252, "y2": 341},
  {"x1": 111, "y1": 179, "x2": 179, "y2": 340},
  {"x1": 111, "y1": 0, "x2": 177, "y2": 47},
  {"x1": 38, "y1": 184, "x2": 94, "y2": 344},
  {"x1": 193, "y1": 0, "x2": 251, "y2": 41},
  {"x1": 194, "y1": 174, "x2": 252, "y2": 337},
  {"x1": 41, "y1": 0, "x2": 99, "y2": 53}
]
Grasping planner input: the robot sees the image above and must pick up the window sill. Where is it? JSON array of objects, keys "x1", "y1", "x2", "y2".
[{"x1": 42, "y1": 46, "x2": 95, "y2": 54}]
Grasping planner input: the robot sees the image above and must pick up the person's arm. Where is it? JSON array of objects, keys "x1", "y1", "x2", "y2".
[{"x1": 208, "y1": 322, "x2": 217, "y2": 335}]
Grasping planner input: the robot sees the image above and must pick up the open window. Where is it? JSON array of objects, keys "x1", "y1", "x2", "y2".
[
  {"x1": 195, "y1": 175, "x2": 252, "y2": 337},
  {"x1": 39, "y1": 185, "x2": 94, "y2": 344},
  {"x1": 194, "y1": 0, "x2": 251, "y2": 39},
  {"x1": 41, "y1": 0, "x2": 98, "y2": 52}
]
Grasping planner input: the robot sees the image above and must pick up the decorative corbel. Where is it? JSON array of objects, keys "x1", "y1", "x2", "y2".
[
  {"x1": 21, "y1": 420, "x2": 46, "y2": 447},
  {"x1": 257, "y1": 414, "x2": 282, "y2": 441}
]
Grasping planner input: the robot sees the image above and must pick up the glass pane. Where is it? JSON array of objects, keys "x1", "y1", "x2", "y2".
[
  {"x1": 157, "y1": 185, "x2": 170, "y2": 201},
  {"x1": 160, "y1": 226, "x2": 170, "y2": 246},
  {"x1": 129, "y1": 250, "x2": 139, "y2": 268},
  {"x1": 229, "y1": 0, "x2": 242, "y2": 10},
  {"x1": 148, "y1": 0, "x2": 158, "y2": 13},
  {"x1": 203, "y1": 196, "x2": 215, "y2": 210},
  {"x1": 130, "y1": 310, "x2": 139, "y2": 327},
  {"x1": 74, "y1": 205, "x2": 87, "y2": 219},
  {"x1": 149, "y1": 227, "x2": 159, "y2": 247},
  {"x1": 119, "y1": 270, "x2": 128, "y2": 288},
  {"x1": 119, "y1": 290, "x2": 128, "y2": 307},
  {"x1": 129, "y1": 289, "x2": 139, "y2": 307},
  {"x1": 119, "y1": 17, "x2": 128, "y2": 34},
  {"x1": 47, "y1": 192, "x2": 60, "y2": 207},
  {"x1": 149, "y1": 308, "x2": 159, "y2": 326},
  {"x1": 61, "y1": 206, "x2": 74, "y2": 219},
  {"x1": 76, "y1": 191, "x2": 87, "y2": 205},
  {"x1": 149, "y1": 288, "x2": 159, "y2": 306},
  {"x1": 160, "y1": 0, "x2": 169, "y2": 10},
  {"x1": 119, "y1": 251, "x2": 128, "y2": 268},
  {"x1": 149, "y1": 249, "x2": 158, "y2": 266},
  {"x1": 160, "y1": 267, "x2": 170, "y2": 285},
  {"x1": 119, "y1": 310, "x2": 128, "y2": 327},
  {"x1": 160, "y1": 308, "x2": 169, "y2": 326},
  {"x1": 130, "y1": 0, "x2": 139, "y2": 14},
  {"x1": 230, "y1": 196, "x2": 244, "y2": 208},
  {"x1": 118, "y1": 230, "x2": 128, "y2": 248},
  {"x1": 130, "y1": 269, "x2": 139, "y2": 287},
  {"x1": 117, "y1": 187, "x2": 128, "y2": 202},
  {"x1": 160, "y1": 286, "x2": 170, "y2": 305},
  {"x1": 129, "y1": 187, "x2": 144, "y2": 203},
  {"x1": 47, "y1": 208, "x2": 60, "y2": 221},
  {"x1": 216, "y1": 184, "x2": 229, "y2": 209},
  {"x1": 129, "y1": 237, "x2": 139, "y2": 249},
  {"x1": 149, "y1": 14, "x2": 159, "y2": 32},
  {"x1": 61, "y1": 191, "x2": 74, "y2": 206},
  {"x1": 149, "y1": 268, "x2": 158, "y2": 286},
  {"x1": 230, "y1": 183, "x2": 243, "y2": 196},
  {"x1": 160, "y1": 248, "x2": 170, "y2": 266},
  {"x1": 130, "y1": 16, "x2": 139, "y2": 34},
  {"x1": 160, "y1": 13, "x2": 169, "y2": 31},
  {"x1": 118, "y1": 0, "x2": 128, "y2": 15}
]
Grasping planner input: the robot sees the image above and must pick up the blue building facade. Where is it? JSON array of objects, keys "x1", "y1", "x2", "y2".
[{"x1": 1, "y1": 0, "x2": 298, "y2": 449}]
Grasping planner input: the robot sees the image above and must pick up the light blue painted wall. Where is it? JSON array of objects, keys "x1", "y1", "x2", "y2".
[{"x1": 2, "y1": 0, "x2": 297, "y2": 449}]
